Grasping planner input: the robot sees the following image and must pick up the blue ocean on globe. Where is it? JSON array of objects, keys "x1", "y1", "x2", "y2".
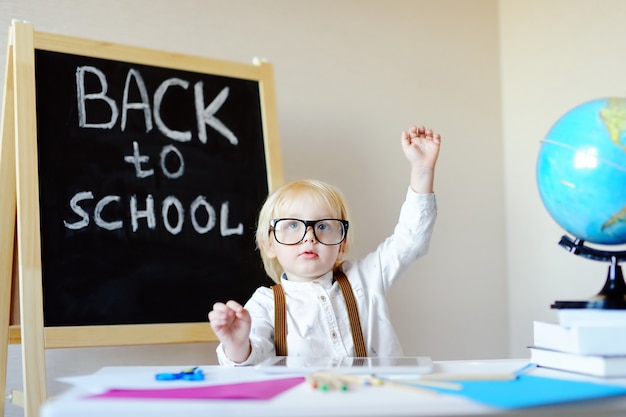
[{"x1": 537, "y1": 97, "x2": 626, "y2": 245}]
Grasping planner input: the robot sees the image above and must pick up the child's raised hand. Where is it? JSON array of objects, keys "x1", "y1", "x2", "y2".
[
  {"x1": 401, "y1": 125, "x2": 441, "y2": 170},
  {"x1": 208, "y1": 300, "x2": 252, "y2": 362},
  {"x1": 401, "y1": 125, "x2": 441, "y2": 194}
]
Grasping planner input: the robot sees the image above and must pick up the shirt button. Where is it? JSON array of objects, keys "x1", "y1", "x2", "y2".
[
  {"x1": 320, "y1": 295, "x2": 327, "y2": 302},
  {"x1": 331, "y1": 331, "x2": 338, "y2": 339}
]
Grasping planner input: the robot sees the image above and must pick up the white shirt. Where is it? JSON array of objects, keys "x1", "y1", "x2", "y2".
[{"x1": 216, "y1": 188, "x2": 437, "y2": 365}]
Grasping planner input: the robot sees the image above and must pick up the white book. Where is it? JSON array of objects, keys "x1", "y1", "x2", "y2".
[
  {"x1": 557, "y1": 308, "x2": 626, "y2": 327},
  {"x1": 529, "y1": 346, "x2": 626, "y2": 377},
  {"x1": 534, "y1": 321, "x2": 626, "y2": 355}
]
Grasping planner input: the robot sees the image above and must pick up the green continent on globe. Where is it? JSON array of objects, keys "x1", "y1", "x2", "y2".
[
  {"x1": 603, "y1": 206, "x2": 626, "y2": 232},
  {"x1": 600, "y1": 98, "x2": 626, "y2": 231},
  {"x1": 600, "y1": 98, "x2": 626, "y2": 151},
  {"x1": 537, "y1": 97, "x2": 626, "y2": 245}
]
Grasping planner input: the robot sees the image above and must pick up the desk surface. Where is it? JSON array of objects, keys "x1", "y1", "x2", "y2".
[{"x1": 41, "y1": 359, "x2": 626, "y2": 417}]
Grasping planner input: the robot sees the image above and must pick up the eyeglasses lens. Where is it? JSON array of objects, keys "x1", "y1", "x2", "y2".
[{"x1": 273, "y1": 219, "x2": 345, "y2": 245}]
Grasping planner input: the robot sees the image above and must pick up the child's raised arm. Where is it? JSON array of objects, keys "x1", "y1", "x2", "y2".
[{"x1": 401, "y1": 125, "x2": 441, "y2": 194}]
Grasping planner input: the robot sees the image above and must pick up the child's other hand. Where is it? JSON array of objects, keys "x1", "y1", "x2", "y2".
[
  {"x1": 401, "y1": 125, "x2": 441, "y2": 170},
  {"x1": 208, "y1": 300, "x2": 252, "y2": 362}
]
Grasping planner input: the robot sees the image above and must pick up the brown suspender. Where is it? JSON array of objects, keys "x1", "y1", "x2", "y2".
[
  {"x1": 334, "y1": 270, "x2": 368, "y2": 357},
  {"x1": 271, "y1": 269, "x2": 367, "y2": 357},
  {"x1": 272, "y1": 283, "x2": 288, "y2": 357}
]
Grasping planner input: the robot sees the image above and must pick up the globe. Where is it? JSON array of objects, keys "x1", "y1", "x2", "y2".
[{"x1": 537, "y1": 97, "x2": 626, "y2": 246}]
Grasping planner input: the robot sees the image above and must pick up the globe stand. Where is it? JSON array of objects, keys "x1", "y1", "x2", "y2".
[{"x1": 551, "y1": 235, "x2": 626, "y2": 310}]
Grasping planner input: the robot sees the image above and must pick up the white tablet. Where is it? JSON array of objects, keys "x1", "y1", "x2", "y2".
[{"x1": 255, "y1": 356, "x2": 433, "y2": 375}]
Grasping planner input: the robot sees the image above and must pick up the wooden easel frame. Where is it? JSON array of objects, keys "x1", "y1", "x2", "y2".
[
  {"x1": 1, "y1": 21, "x2": 283, "y2": 417},
  {"x1": 1, "y1": 23, "x2": 19, "y2": 417}
]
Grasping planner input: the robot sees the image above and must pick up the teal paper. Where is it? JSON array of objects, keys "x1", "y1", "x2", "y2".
[{"x1": 427, "y1": 375, "x2": 626, "y2": 409}]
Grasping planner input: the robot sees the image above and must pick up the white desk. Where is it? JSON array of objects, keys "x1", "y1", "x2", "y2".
[{"x1": 40, "y1": 359, "x2": 626, "y2": 417}]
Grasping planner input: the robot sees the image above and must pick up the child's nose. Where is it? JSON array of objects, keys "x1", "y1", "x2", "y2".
[{"x1": 303, "y1": 226, "x2": 317, "y2": 242}]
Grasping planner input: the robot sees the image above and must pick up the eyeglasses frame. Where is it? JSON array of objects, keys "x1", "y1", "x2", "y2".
[{"x1": 269, "y1": 218, "x2": 349, "y2": 246}]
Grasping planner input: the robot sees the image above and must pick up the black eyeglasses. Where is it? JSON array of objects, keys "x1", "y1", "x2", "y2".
[{"x1": 270, "y1": 218, "x2": 349, "y2": 245}]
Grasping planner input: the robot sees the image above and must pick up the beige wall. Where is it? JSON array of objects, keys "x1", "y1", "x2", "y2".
[
  {"x1": 499, "y1": 0, "x2": 626, "y2": 357},
  {"x1": 5, "y1": 0, "x2": 624, "y2": 415}
]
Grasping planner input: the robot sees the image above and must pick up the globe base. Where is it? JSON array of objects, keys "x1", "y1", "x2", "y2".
[{"x1": 551, "y1": 235, "x2": 626, "y2": 310}]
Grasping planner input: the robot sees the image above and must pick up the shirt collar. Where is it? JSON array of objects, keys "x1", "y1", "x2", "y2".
[{"x1": 280, "y1": 270, "x2": 334, "y2": 289}]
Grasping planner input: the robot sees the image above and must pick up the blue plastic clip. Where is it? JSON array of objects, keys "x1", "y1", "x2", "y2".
[{"x1": 155, "y1": 367, "x2": 205, "y2": 381}]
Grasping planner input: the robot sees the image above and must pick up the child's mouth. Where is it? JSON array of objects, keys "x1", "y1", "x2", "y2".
[{"x1": 299, "y1": 250, "x2": 318, "y2": 259}]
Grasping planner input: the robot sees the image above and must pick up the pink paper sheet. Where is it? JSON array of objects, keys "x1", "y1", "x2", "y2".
[{"x1": 89, "y1": 377, "x2": 305, "y2": 401}]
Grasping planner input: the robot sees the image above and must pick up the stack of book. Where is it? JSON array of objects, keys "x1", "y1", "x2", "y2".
[{"x1": 529, "y1": 309, "x2": 626, "y2": 377}]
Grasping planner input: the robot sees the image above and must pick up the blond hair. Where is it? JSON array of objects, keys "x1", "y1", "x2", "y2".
[{"x1": 255, "y1": 179, "x2": 352, "y2": 283}]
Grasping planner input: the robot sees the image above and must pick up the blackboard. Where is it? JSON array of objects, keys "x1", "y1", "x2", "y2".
[
  {"x1": 32, "y1": 46, "x2": 279, "y2": 327},
  {"x1": 5, "y1": 23, "x2": 285, "y2": 417}
]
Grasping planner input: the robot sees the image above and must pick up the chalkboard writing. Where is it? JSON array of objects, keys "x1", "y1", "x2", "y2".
[{"x1": 34, "y1": 50, "x2": 274, "y2": 326}]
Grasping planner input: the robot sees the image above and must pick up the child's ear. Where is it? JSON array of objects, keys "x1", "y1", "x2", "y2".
[
  {"x1": 264, "y1": 239, "x2": 278, "y2": 259},
  {"x1": 336, "y1": 242, "x2": 346, "y2": 262}
]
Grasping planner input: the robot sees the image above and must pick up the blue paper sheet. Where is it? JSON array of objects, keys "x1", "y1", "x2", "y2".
[{"x1": 426, "y1": 375, "x2": 626, "y2": 409}]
